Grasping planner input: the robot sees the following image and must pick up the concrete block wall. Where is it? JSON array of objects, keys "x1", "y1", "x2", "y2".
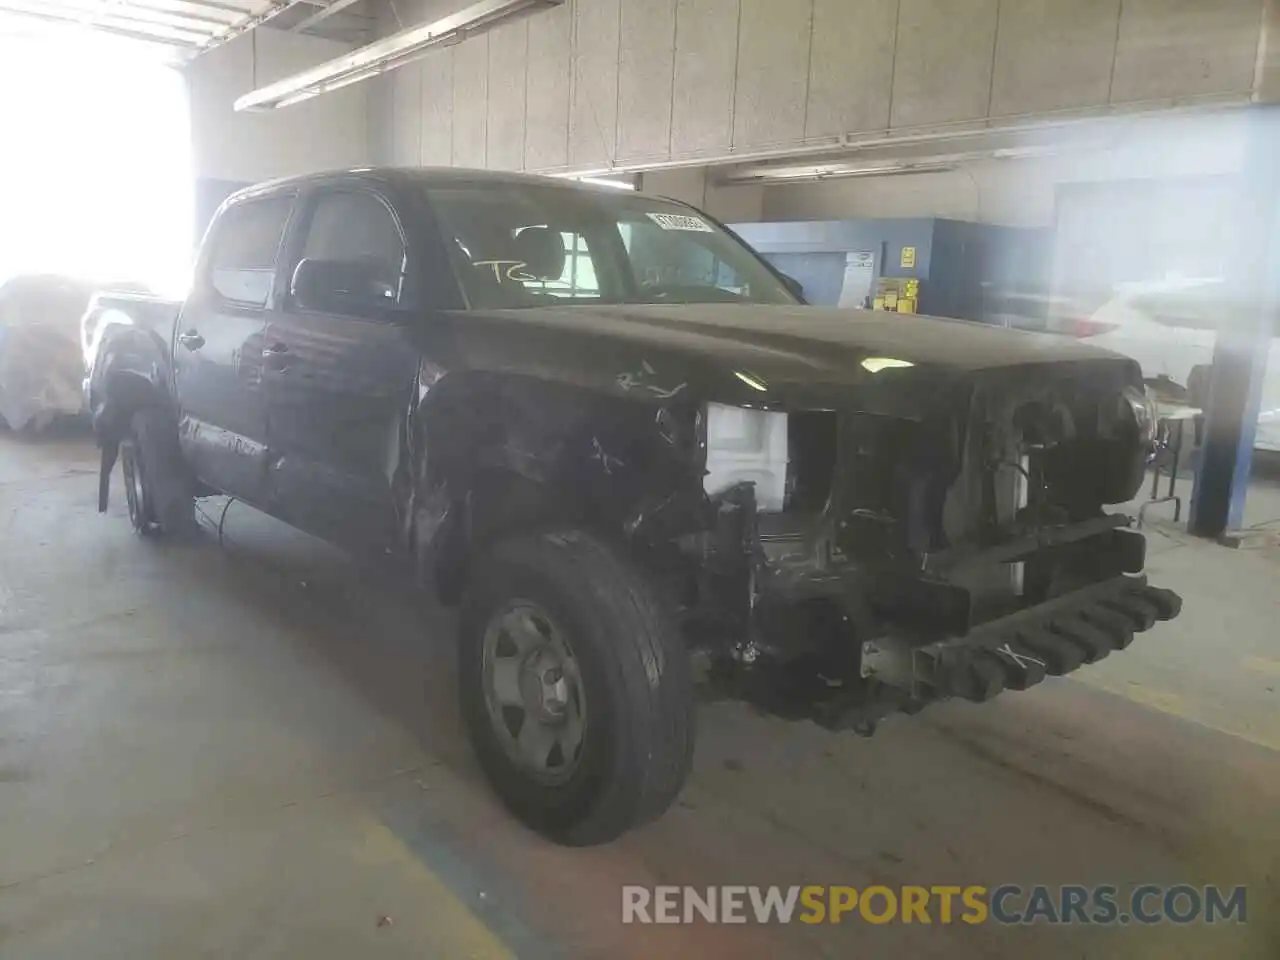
[
  {"x1": 373, "y1": 0, "x2": 1265, "y2": 176},
  {"x1": 185, "y1": 28, "x2": 370, "y2": 183},
  {"x1": 640, "y1": 168, "x2": 765, "y2": 223}
]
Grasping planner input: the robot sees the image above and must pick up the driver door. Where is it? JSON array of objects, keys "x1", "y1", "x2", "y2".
[{"x1": 262, "y1": 186, "x2": 419, "y2": 553}]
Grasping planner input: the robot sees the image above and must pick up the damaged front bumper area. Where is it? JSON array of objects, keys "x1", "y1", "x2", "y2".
[
  {"x1": 689, "y1": 409, "x2": 1184, "y2": 734},
  {"x1": 860, "y1": 573, "x2": 1182, "y2": 705},
  {"x1": 705, "y1": 502, "x2": 1185, "y2": 734},
  {"x1": 672, "y1": 358, "x2": 1184, "y2": 733}
]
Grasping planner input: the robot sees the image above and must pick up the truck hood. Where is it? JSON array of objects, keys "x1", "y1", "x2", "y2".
[{"x1": 450, "y1": 303, "x2": 1141, "y2": 411}]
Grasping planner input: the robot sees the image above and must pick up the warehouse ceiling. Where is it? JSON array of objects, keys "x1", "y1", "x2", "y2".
[{"x1": 0, "y1": 0, "x2": 372, "y2": 54}]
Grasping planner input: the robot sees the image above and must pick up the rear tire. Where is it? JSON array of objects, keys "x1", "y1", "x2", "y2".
[
  {"x1": 121, "y1": 407, "x2": 195, "y2": 538},
  {"x1": 459, "y1": 529, "x2": 695, "y2": 845}
]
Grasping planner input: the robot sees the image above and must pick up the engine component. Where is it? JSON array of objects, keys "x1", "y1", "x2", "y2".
[{"x1": 702, "y1": 402, "x2": 788, "y2": 512}]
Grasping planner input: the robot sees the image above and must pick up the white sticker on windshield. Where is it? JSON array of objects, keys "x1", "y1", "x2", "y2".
[{"x1": 647, "y1": 212, "x2": 715, "y2": 233}]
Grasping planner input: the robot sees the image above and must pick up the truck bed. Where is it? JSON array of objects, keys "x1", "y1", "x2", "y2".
[{"x1": 81, "y1": 292, "x2": 181, "y2": 369}]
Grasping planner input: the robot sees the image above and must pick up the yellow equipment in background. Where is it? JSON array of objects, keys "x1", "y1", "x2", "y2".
[{"x1": 873, "y1": 278, "x2": 919, "y2": 314}]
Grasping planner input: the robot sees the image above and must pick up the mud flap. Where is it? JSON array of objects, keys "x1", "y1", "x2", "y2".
[{"x1": 98, "y1": 441, "x2": 118, "y2": 513}]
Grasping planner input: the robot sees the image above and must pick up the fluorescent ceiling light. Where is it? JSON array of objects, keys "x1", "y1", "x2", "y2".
[
  {"x1": 722, "y1": 141, "x2": 1062, "y2": 185},
  {"x1": 235, "y1": 0, "x2": 563, "y2": 111},
  {"x1": 575, "y1": 176, "x2": 636, "y2": 191},
  {"x1": 726, "y1": 160, "x2": 959, "y2": 184}
]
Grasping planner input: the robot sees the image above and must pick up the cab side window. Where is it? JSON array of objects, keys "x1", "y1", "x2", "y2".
[
  {"x1": 293, "y1": 191, "x2": 406, "y2": 316},
  {"x1": 208, "y1": 196, "x2": 293, "y2": 307}
]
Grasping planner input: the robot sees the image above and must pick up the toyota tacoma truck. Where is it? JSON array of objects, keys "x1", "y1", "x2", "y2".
[{"x1": 83, "y1": 168, "x2": 1182, "y2": 845}]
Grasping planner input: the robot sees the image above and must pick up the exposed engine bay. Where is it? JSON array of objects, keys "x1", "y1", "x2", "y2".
[{"x1": 634, "y1": 363, "x2": 1180, "y2": 734}]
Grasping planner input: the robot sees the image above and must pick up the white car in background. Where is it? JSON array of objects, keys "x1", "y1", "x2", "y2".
[
  {"x1": 0, "y1": 274, "x2": 93, "y2": 431},
  {"x1": 1078, "y1": 278, "x2": 1280, "y2": 452},
  {"x1": 0, "y1": 275, "x2": 153, "y2": 432}
]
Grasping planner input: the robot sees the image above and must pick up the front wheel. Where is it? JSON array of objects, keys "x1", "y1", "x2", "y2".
[{"x1": 459, "y1": 529, "x2": 695, "y2": 845}]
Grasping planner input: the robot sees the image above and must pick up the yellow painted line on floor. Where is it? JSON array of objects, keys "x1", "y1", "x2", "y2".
[
  {"x1": 1073, "y1": 675, "x2": 1280, "y2": 754},
  {"x1": 1115, "y1": 683, "x2": 1188, "y2": 716},
  {"x1": 1241, "y1": 656, "x2": 1280, "y2": 678},
  {"x1": 353, "y1": 815, "x2": 514, "y2": 959}
]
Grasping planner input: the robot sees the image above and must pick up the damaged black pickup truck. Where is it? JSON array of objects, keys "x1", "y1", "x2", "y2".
[{"x1": 84, "y1": 168, "x2": 1181, "y2": 845}]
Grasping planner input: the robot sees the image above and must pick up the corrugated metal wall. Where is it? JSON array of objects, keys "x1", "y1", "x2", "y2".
[
  {"x1": 374, "y1": 0, "x2": 1264, "y2": 175},
  {"x1": 186, "y1": 28, "x2": 370, "y2": 182}
]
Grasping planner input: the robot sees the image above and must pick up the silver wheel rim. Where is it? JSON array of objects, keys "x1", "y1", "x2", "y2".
[
  {"x1": 481, "y1": 601, "x2": 586, "y2": 784},
  {"x1": 122, "y1": 442, "x2": 146, "y2": 528}
]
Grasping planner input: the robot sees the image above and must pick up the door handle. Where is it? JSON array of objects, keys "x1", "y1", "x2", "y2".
[
  {"x1": 177, "y1": 330, "x2": 205, "y2": 350},
  {"x1": 263, "y1": 341, "x2": 291, "y2": 372}
]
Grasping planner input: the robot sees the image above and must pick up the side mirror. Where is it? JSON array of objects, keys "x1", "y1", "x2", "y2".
[
  {"x1": 290, "y1": 257, "x2": 400, "y2": 315},
  {"x1": 779, "y1": 273, "x2": 806, "y2": 303}
]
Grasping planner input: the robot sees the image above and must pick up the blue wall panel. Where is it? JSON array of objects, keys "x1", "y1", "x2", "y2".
[
  {"x1": 761, "y1": 252, "x2": 846, "y2": 305},
  {"x1": 735, "y1": 216, "x2": 1051, "y2": 319}
]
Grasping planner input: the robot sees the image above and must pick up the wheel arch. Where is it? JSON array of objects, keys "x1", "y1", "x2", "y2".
[
  {"x1": 87, "y1": 324, "x2": 178, "y2": 513},
  {"x1": 407, "y1": 372, "x2": 704, "y2": 604}
]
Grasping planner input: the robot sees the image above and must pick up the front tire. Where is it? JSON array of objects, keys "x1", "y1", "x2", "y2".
[
  {"x1": 459, "y1": 529, "x2": 695, "y2": 845},
  {"x1": 121, "y1": 407, "x2": 195, "y2": 538}
]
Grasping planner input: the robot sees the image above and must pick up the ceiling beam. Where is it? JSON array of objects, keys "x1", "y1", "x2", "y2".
[
  {"x1": 289, "y1": 0, "x2": 362, "y2": 34},
  {"x1": 157, "y1": 0, "x2": 258, "y2": 14},
  {"x1": 6, "y1": 0, "x2": 229, "y2": 30},
  {"x1": 194, "y1": 0, "x2": 314, "y2": 52},
  {"x1": 126, "y1": 0, "x2": 246, "y2": 25},
  {"x1": 237, "y1": 0, "x2": 562, "y2": 109},
  {"x1": 0, "y1": 3, "x2": 202, "y2": 43}
]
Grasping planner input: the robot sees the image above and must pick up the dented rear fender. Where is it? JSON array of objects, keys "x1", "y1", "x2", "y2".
[
  {"x1": 85, "y1": 311, "x2": 178, "y2": 513},
  {"x1": 86, "y1": 321, "x2": 175, "y2": 445}
]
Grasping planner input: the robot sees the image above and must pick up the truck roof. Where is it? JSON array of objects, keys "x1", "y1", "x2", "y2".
[{"x1": 229, "y1": 166, "x2": 638, "y2": 204}]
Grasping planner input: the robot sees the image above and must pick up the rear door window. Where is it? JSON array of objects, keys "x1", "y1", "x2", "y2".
[{"x1": 207, "y1": 196, "x2": 293, "y2": 307}]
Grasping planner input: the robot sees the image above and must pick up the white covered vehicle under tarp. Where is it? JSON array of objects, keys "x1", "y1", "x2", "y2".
[{"x1": 0, "y1": 275, "x2": 109, "y2": 431}]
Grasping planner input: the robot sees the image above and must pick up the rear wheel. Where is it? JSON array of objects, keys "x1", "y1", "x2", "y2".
[
  {"x1": 121, "y1": 407, "x2": 195, "y2": 537},
  {"x1": 459, "y1": 529, "x2": 695, "y2": 845}
]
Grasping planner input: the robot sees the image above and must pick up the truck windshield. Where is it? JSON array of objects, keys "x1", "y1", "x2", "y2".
[{"x1": 424, "y1": 183, "x2": 796, "y2": 309}]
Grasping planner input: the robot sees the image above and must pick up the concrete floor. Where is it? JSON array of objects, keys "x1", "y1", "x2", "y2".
[{"x1": 1, "y1": 426, "x2": 1278, "y2": 959}]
